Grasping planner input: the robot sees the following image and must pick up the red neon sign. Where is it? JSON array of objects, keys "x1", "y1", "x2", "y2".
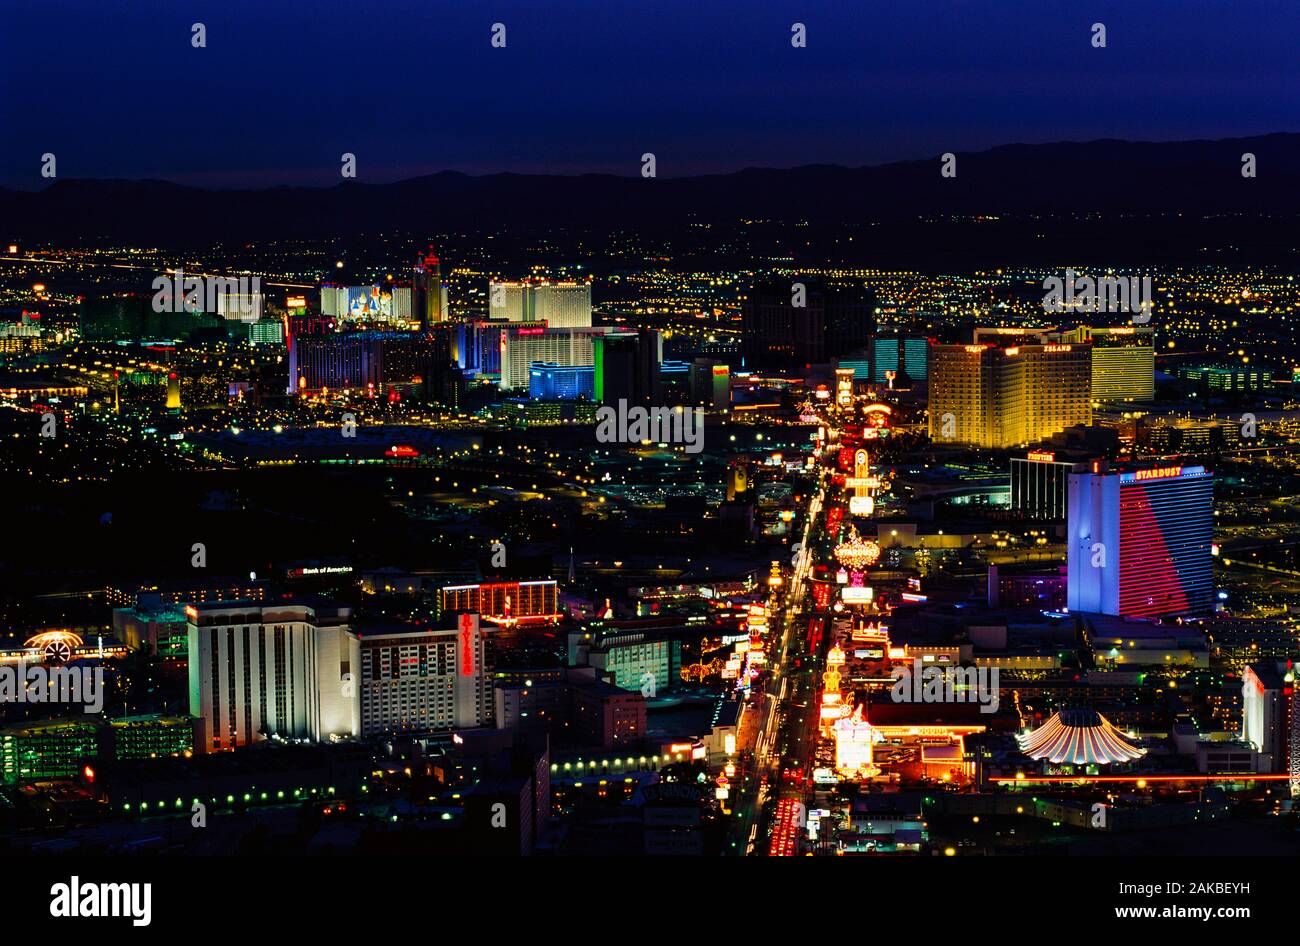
[{"x1": 459, "y1": 613, "x2": 475, "y2": 676}]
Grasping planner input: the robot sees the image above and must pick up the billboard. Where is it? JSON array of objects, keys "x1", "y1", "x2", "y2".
[{"x1": 346, "y1": 285, "x2": 392, "y2": 319}]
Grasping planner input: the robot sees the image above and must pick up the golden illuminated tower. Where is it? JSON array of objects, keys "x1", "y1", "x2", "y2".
[
  {"x1": 726, "y1": 457, "x2": 749, "y2": 501},
  {"x1": 818, "y1": 641, "x2": 849, "y2": 728},
  {"x1": 1068, "y1": 325, "x2": 1154, "y2": 404},
  {"x1": 166, "y1": 371, "x2": 181, "y2": 410},
  {"x1": 929, "y1": 332, "x2": 1091, "y2": 447}
]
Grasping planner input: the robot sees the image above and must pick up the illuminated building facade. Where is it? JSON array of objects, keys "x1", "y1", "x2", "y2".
[
  {"x1": 438, "y1": 580, "x2": 560, "y2": 625},
  {"x1": 456, "y1": 319, "x2": 537, "y2": 377},
  {"x1": 248, "y1": 320, "x2": 284, "y2": 345},
  {"x1": 413, "y1": 249, "x2": 446, "y2": 325},
  {"x1": 215, "y1": 290, "x2": 264, "y2": 323},
  {"x1": 489, "y1": 281, "x2": 592, "y2": 328},
  {"x1": 1066, "y1": 325, "x2": 1154, "y2": 404},
  {"x1": 187, "y1": 602, "x2": 360, "y2": 752},
  {"x1": 1, "y1": 716, "x2": 194, "y2": 785},
  {"x1": 113, "y1": 605, "x2": 189, "y2": 658},
  {"x1": 568, "y1": 619, "x2": 686, "y2": 695},
  {"x1": 288, "y1": 330, "x2": 452, "y2": 395},
  {"x1": 1009, "y1": 451, "x2": 1077, "y2": 521},
  {"x1": 1017, "y1": 708, "x2": 1145, "y2": 765},
  {"x1": 928, "y1": 335, "x2": 1092, "y2": 448},
  {"x1": 1177, "y1": 364, "x2": 1273, "y2": 392},
  {"x1": 588, "y1": 636, "x2": 679, "y2": 694},
  {"x1": 870, "y1": 335, "x2": 928, "y2": 382},
  {"x1": 1241, "y1": 661, "x2": 1300, "y2": 793},
  {"x1": 107, "y1": 715, "x2": 195, "y2": 761},
  {"x1": 529, "y1": 361, "x2": 595, "y2": 400},
  {"x1": 320, "y1": 285, "x2": 348, "y2": 317},
  {"x1": 0, "y1": 720, "x2": 98, "y2": 785},
  {"x1": 500, "y1": 326, "x2": 610, "y2": 390},
  {"x1": 165, "y1": 371, "x2": 181, "y2": 409},
  {"x1": 110, "y1": 580, "x2": 268, "y2": 609},
  {"x1": 357, "y1": 616, "x2": 490, "y2": 737},
  {"x1": 289, "y1": 332, "x2": 381, "y2": 393},
  {"x1": 689, "y1": 359, "x2": 730, "y2": 408},
  {"x1": 725, "y1": 457, "x2": 749, "y2": 501},
  {"x1": 820, "y1": 643, "x2": 848, "y2": 725},
  {"x1": 1067, "y1": 465, "x2": 1214, "y2": 618},
  {"x1": 833, "y1": 705, "x2": 879, "y2": 775}
]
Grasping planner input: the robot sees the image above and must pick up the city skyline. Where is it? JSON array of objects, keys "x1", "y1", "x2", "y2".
[{"x1": 1, "y1": 1, "x2": 1295, "y2": 917}]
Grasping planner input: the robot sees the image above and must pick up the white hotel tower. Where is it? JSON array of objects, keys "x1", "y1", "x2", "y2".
[{"x1": 187, "y1": 602, "x2": 360, "y2": 752}]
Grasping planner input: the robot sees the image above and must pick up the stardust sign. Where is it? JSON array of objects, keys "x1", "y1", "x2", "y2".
[{"x1": 1120, "y1": 465, "x2": 1205, "y2": 484}]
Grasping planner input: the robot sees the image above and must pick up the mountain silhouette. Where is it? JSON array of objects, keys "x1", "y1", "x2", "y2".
[{"x1": 2, "y1": 134, "x2": 1297, "y2": 250}]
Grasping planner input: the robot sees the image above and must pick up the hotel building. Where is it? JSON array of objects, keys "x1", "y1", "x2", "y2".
[
  {"x1": 187, "y1": 602, "x2": 360, "y2": 752},
  {"x1": 489, "y1": 281, "x2": 593, "y2": 329},
  {"x1": 500, "y1": 325, "x2": 610, "y2": 390},
  {"x1": 928, "y1": 330, "x2": 1092, "y2": 448},
  {"x1": 438, "y1": 580, "x2": 560, "y2": 625},
  {"x1": 357, "y1": 615, "x2": 491, "y2": 737},
  {"x1": 1009, "y1": 450, "x2": 1079, "y2": 521},
  {"x1": 1065, "y1": 325, "x2": 1154, "y2": 405},
  {"x1": 1066, "y1": 464, "x2": 1214, "y2": 618}
]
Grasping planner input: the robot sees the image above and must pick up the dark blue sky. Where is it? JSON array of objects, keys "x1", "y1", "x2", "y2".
[{"x1": 2, "y1": 0, "x2": 1298, "y2": 189}]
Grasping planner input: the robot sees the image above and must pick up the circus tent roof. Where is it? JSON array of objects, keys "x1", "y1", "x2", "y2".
[{"x1": 1016, "y1": 708, "x2": 1145, "y2": 765}]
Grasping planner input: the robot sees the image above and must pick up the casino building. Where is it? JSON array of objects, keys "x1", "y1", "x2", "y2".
[
  {"x1": 187, "y1": 602, "x2": 359, "y2": 752},
  {"x1": 1067, "y1": 464, "x2": 1214, "y2": 618},
  {"x1": 357, "y1": 616, "x2": 491, "y2": 737},
  {"x1": 1009, "y1": 450, "x2": 1079, "y2": 521},
  {"x1": 928, "y1": 330, "x2": 1092, "y2": 448},
  {"x1": 438, "y1": 580, "x2": 560, "y2": 626}
]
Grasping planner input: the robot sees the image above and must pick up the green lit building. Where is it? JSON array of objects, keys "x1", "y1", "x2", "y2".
[
  {"x1": 1177, "y1": 364, "x2": 1272, "y2": 393},
  {"x1": 108, "y1": 715, "x2": 195, "y2": 761},
  {"x1": 0, "y1": 715, "x2": 195, "y2": 785},
  {"x1": 0, "y1": 719, "x2": 99, "y2": 784}
]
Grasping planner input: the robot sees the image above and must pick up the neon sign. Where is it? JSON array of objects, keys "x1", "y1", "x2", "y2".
[{"x1": 459, "y1": 613, "x2": 476, "y2": 676}]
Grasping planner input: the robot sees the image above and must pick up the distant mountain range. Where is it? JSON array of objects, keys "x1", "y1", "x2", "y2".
[{"x1": 3, "y1": 134, "x2": 1299, "y2": 251}]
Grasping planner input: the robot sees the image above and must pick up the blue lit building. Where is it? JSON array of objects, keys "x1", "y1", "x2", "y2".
[
  {"x1": 871, "y1": 336, "x2": 928, "y2": 382},
  {"x1": 836, "y1": 358, "x2": 871, "y2": 380},
  {"x1": 529, "y1": 361, "x2": 594, "y2": 401}
]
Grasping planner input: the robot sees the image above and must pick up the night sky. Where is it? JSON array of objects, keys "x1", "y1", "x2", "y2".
[{"x1": 2, "y1": 0, "x2": 1299, "y2": 189}]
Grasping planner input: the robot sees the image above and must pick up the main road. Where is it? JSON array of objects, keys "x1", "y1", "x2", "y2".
[{"x1": 730, "y1": 479, "x2": 828, "y2": 855}]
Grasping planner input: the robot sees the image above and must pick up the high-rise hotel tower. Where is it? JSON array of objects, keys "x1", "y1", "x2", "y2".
[
  {"x1": 1067, "y1": 464, "x2": 1214, "y2": 618},
  {"x1": 187, "y1": 602, "x2": 360, "y2": 751},
  {"x1": 928, "y1": 329, "x2": 1092, "y2": 448}
]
